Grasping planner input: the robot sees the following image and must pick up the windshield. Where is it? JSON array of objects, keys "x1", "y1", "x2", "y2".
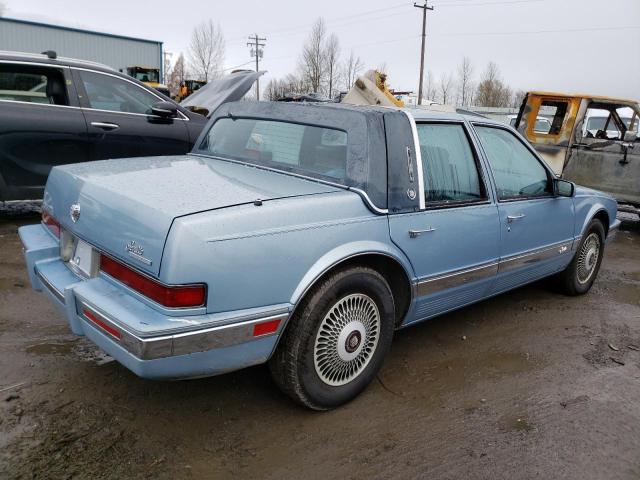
[
  {"x1": 587, "y1": 116, "x2": 612, "y2": 131},
  {"x1": 198, "y1": 118, "x2": 348, "y2": 182},
  {"x1": 130, "y1": 68, "x2": 159, "y2": 83}
]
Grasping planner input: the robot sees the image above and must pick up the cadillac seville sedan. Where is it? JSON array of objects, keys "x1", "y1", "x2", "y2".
[{"x1": 20, "y1": 101, "x2": 620, "y2": 410}]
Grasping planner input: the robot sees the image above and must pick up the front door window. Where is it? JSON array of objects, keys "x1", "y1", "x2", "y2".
[
  {"x1": 475, "y1": 126, "x2": 552, "y2": 200},
  {"x1": 78, "y1": 70, "x2": 159, "y2": 114}
]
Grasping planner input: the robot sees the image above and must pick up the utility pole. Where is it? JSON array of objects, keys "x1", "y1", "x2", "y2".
[
  {"x1": 247, "y1": 34, "x2": 266, "y2": 100},
  {"x1": 414, "y1": 1, "x2": 434, "y2": 105}
]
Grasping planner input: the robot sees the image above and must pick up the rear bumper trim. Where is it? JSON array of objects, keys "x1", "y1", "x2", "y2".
[
  {"x1": 76, "y1": 299, "x2": 288, "y2": 360},
  {"x1": 36, "y1": 267, "x2": 65, "y2": 303}
]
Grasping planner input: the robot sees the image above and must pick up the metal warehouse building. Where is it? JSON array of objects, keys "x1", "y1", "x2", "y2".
[{"x1": 0, "y1": 17, "x2": 163, "y2": 75}]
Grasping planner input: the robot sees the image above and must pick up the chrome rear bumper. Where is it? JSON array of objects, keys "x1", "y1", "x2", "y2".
[{"x1": 76, "y1": 297, "x2": 288, "y2": 360}]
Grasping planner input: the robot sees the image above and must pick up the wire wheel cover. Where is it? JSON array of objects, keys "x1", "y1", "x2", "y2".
[
  {"x1": 577, "y1": 232, "x2": 601, "y2": 284},
  {"x1": 314, "y1": 294, "x2": 381, "y2": 387}
]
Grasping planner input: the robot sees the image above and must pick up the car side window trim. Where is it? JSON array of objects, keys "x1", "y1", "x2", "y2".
[
  {"x1": 413, "y1": 119, "x2": 491, "y2": 211},
  {"x1": 71, "y1": 67, "x2": 189, "y2": 121},
  {"x1": 403, "y1": 111, "x2": 426, "y2": 210},
  {"x1": 471, "y1": 121, "x2": 555, "y2": 203}
]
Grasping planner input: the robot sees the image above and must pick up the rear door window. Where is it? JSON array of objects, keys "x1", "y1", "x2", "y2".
[
  {"x1": 416, "y1": 123, "x2": 485, "y2": 205},
  {"x1": 0, "y1": 65, "x2": 68, "y2": 105}
]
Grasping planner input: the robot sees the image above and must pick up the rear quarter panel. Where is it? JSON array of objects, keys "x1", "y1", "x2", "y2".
[{"x1": 161, "y1": 191, "x2": 414, "y2": 314}]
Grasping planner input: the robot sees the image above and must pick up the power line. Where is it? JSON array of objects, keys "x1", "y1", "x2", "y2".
[
  {"x1": 227, "y1": 2, "x2": 409, "y2": 42},
  {"x1": 247, "y1": 34, "x2": 266, "y2": 100},
  {"x1": 414, "y1": 0, "x2": 434, "y2": 106},
  {"x1": 435, "y1": 24, "x2": 640, "y2": 36},
  {"x1": 432, "y1": 0, "x2": 543, "y2": 7}
]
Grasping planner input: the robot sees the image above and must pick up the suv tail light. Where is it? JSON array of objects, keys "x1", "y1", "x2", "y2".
[
  {"x1": 41, "y1": 210, "x2": 60, "y2": 238},
  {"x1": 100, "y1": 255, "x2": 206, "y2": 308}
]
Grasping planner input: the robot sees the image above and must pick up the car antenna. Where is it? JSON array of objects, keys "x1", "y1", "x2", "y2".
[{"x1": 41, "y1": 50, "x2": 57, "y2": 60}]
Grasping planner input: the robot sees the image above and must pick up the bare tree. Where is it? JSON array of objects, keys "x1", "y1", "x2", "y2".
[
  {"x1": 341, "y1": 50, "x2": 364, "y2": 91},
  {"x1": 377, "y1": 62, "x2": 389, "y2": 75},
  {"x1": 422, "y1": 70, "x2": 437, "y2": 102},
  {"x1": 168, "y1": 53, "x2": 187, "y2": 96},
  {"x1": 300, "y1": 18, "x2": 327, "y2": 93},
  {"x1": 456, "y1": 57, "x2": 474, "y2": 107},
  {"x1": 475, "y1": 62, "x2": 513, "y2": 107},
  {"x1": 325, "y1": 33, "x2": 340, "y2": 99},
  {"x1": 512, "y1": 89, "x2": 527, "y2": 109},
  {"x1": 438, "y1": 72, "x2": 454, "y2": 105},
  {"x1": 0, "y1": 1, "x2": 6, "y2": 16},
  {"x1": 188, "y1": 20, "x2": 225, "y2": 82}
]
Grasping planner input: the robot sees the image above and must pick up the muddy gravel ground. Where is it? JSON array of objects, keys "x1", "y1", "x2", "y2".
[{"x1": 0, "y1": 213, "x2": 639, "y2": 480}]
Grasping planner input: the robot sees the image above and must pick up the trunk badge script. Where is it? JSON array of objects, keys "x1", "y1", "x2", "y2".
[
  {"x1": 70, "y1": 203, "x2": 81, "y2": 223},
  {"x1": 126, "y1": 241, "x2": 152, "y2": 266}
]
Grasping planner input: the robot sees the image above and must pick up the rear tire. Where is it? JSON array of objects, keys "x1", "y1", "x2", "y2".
[
  {"x1": 269, "y1": 267, "x2": 395, "y2": 410},
  {"x1": 554, "y1": 219, "x2": 605, "y2": 296}
]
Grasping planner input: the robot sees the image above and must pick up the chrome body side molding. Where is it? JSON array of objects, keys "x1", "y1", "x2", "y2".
[
  {"x1": 415, "y1": 240, "x2": 574, "y2": 296},
  {"x1": 416, "y1": 262, "x2": 498, "y2": 296},
  {"x1": 498, "y1": 241, "x2": 573, "y2": 273}
]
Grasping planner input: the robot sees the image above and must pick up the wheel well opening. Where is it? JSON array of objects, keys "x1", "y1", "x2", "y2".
[
  {"x1": 311, "y1": 254, "x2": 412, "y2": 327},
  {"x1": 593, "y1": 210, "x2": 609, "y2": 237}
]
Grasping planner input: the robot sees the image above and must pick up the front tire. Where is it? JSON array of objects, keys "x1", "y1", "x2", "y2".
[
  {"x1": 554, "y1": 219, "x2": 605, "y2": 295},
  {"x1": 269, "y1": 267, "x2": 395, "y2": 410}
]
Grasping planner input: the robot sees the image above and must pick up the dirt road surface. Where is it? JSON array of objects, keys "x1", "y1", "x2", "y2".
[{"x1": 1, "y1": 213, "x2": 639, "y2": 480}]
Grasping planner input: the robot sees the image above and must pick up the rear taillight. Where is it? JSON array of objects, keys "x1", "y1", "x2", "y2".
[
  {"x1": 41, "y1": 210, "x2": 60, "y2": 238},
  {"x1": 99, "y1": 254, "x2": 206, "y2": 308}
]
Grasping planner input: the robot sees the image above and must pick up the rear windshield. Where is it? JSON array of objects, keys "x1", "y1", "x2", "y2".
[{"x1": 198, "y1": 118, "x2": 348, "y2": 183}]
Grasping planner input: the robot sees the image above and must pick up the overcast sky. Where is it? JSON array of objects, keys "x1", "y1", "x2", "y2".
[{"x1": 4, "y1": 0, "x2": 640, "y2": 100}]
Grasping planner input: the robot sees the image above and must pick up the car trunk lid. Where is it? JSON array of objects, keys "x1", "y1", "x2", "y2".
[{"x1": 44, "y1": 155, "x2": 340, "y2": 276}]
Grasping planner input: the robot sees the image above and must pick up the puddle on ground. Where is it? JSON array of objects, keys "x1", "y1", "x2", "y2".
[
  {"x1": 26, "y1": 340, "x2": 76, "y2": 356},
  {"x1": 606, "y1": 283, "x2": 640, "y2": 306},
  {"x1": 499, "y1": 414, "x2": 535, "y2": 433},
  {"x1": 0, "y1": 278, "x2": 26, "y2": 290},
  {"x1": 432, "y1": 351, "x2": 539, "y2": 379},
  {"x1": 628, "y1": 271, "x2": 640, "y2": 282}
]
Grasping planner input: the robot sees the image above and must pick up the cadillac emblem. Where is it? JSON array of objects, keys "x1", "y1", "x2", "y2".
[{"x1": 70, "y1": 203, "x2": 81, "y2": 223}]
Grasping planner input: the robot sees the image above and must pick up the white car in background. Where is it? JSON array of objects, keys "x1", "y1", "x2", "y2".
[{"x1": 507, "y1": 114, "x2": 552, "y2": 134}]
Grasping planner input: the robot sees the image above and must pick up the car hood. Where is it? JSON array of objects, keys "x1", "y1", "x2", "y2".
[
  {"x1": 180, "y1": 70, "x2": 264, "y2": 117},
  {"x1": 44, "y1": 155, "x2": 340, "y2": 276}
]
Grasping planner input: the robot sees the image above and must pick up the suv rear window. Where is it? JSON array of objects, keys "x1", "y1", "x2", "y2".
[
  {"x1": 0, "y1": 66, "x2": 68, "y2": 105},
  {"x1": 199, "y1": 118, "x2": 348, "y2": 182}
]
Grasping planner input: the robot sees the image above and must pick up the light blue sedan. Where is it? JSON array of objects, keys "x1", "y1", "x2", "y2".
[{"x1": 20, "y1": 101, "x2": 620, "y2": 409}]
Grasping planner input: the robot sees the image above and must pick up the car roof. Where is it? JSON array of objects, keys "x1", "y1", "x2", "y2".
[
  {"x1": 0, "y1": 50, "x2": 115, "y2": 73},
  {"x1": 255, "y1": 101, "x2": 507, "y2": 127},
  {"x1": 527, "y1": 90, "x2": 638, "y2": 106},
  {"x1": 405, "y1": 106, "x2": 505, "y2": 126}
]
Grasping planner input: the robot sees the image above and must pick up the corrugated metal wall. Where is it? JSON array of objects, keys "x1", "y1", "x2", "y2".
[{"x1": 0, "y1": 19, "x2": 162, "y2": 74}]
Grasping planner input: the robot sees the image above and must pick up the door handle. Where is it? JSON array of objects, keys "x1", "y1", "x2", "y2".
[
  {"x1": 90, "y1": 122, "x2": 120, "y2": 131},
  {"x1": 507, "y1": 214, "x2": 526, "y2": 223},
  {"x1": 409, "y1": 227, "x2": 436, "y2": 238}
]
